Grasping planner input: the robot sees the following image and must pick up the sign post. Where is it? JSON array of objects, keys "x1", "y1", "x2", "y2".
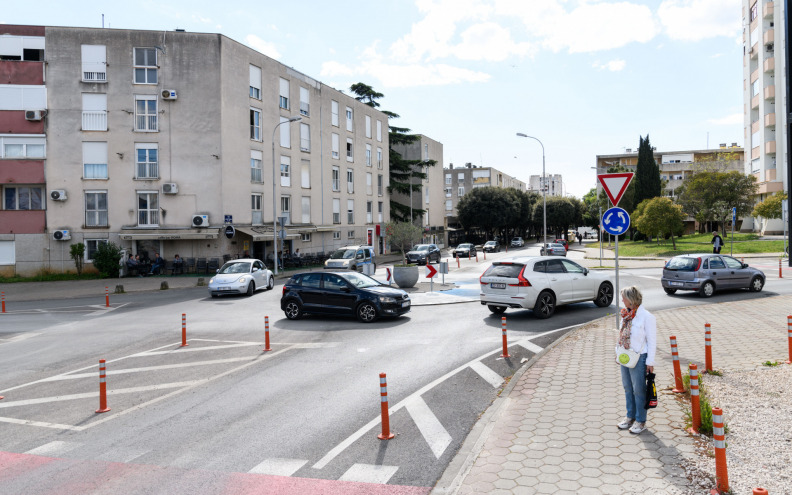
[
  {"x1": 784, "y1": 202, "x2": 788, "y2": 258},
  {"x1": 598, "y1": 173, "x2": 634, "y2": 331},
  {"x1": 731, "y1": 207, "x2": 736, "y2": 256}
]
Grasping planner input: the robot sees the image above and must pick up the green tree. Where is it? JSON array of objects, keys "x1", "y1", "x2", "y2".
[
  {"x1": 457, "y1": 187, "x2": 519, "y2": 239},
  {"x1": 752, "y1": 192, "x2": 788, "y2": 233},
  {"x1": 634, "y1": 135, "x2": 662, "y2": 206},
  {"x1": 582, "y1": 188, "x2": 602, "y2": 231},
  {"x1": 92, "y1": 242, "x2": 122, "y2": 278},
  {"x1": 634, "y1": 197, "x2": 685, "y2": 250},
  {"x1": 532, "y1": 196, "x2": 577, "y2": 239},
  {"x1": 385, "y1": 221, "x2": 422, "y2": 264},
  {"x1": 350, "y1": 82, "x2": 436, "y2": 223},
  {"x1": 69, "y1": 242, "x2": 85, "y2": 276},
  {"x1": 677, "y1": 171, "x2": 758, "y2": 236}
]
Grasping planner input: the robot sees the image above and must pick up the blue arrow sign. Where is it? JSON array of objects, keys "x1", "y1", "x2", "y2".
[{"x1": 602, "y1": 207, "x2": 630, "y2": 236}]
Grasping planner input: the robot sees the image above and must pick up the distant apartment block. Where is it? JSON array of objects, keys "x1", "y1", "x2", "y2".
[
  {"x1": 443, "y1": 163, "x2": 526, "y2": 221},
  {"x1": 527, "y1": 174, "x2": 564, "y2": 197}
]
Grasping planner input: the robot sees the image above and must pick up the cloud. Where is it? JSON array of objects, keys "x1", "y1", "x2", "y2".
[
  {"x1": 594, "y1": 59, "x2": 626, "y2": 71},
  {"x1": 658, "y1": 0, "x2": 742, "y2": 41},
  {"x1": 245, "y1": 34, "x2": 281, "y2": 60},
  {"x1": 320, "y1": 59, "x2": 490, "y2": 88},
  {"x1": 451, "y1": 22, "x2": 535, "y2": 61},
  {"x1": 708, "y1": 113, "x2": 743, "y2": 125}
]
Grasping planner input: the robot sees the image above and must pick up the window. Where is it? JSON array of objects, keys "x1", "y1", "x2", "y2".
[
  {"x1": 251, "y1": 194, "x2": 262, "y2": 224},
  {"x1": 85, "y1": 191, "x2": 108, "y2": 227},
  {"x1": 250, "y1": 108, "x2": 262, "y2": 141},
  {"x1": 1, "y1": 136, "x2": 45, "y2": 158},
  {"x1": 376, "y1": 120, "x2": 382, "y2": 142},
  {"x1": 458, "y1": 187, "x2": 465, "y2": 196},
  {"x1": 81, "y1": 45, "x2": 106, "y2": 82},
  {"x1": 331, "y1": 133, "x2": 340, "y2": 159},
  {"x1": 365, "y1": 172, "x2": 372, "y2": 195},
  {"x1": 445, "y1": 187, "x2": 452, "y2": 197},
  {"x1": 133, "y1": 48, "x2": 157, "y2": 84},
  {"x1": 331, "y1": 100, "x2": 339, "y2": 126},
  {"x1": 301, "y1": 233, "x2": 311, "y2": 242},
  {"x1": 279, "y1": 78, "x2": 289, "y2": 109},
  {"x1": 250, "y1": 150, "x2": 263, "y2": 183},
  {"x1": 347, "y1": 169, "x2": 354, "y2": 193},
  {"x1": 301, "y1": 159, "x2": 311, "y2": 189},
  {"x1": 85, "y1": 239, "x2": 108, "y2": 262},
  {"x1": 425, "y1": 185, "x2": 430, "y2": 204},
  {"x1": 279, "y1": 116, "x2": 291, "y2": 148},
  {"x1": 346, "y1": 107, "x2": 353, "y2": 131},
  {"x1": 249, "y1": 65, "x2": 262, "y2": 99},
  {"x1": 366, "y1": 144, "x2": 372, "y2": 166},
  {"x1": 3, "y1": 186, "x2": 43, "y2": 210},
  {"x1": 280, "y1": 156, "x2": 291, "y2": 187},
  {"x1": 0, "y1": 35, "x2": 44, "y2": 61},
  {"x1": 299, "y1": 87, "x2": 309, "y2": 116},
  {"x1": 424, "y1": 143, "x2": 429, "y2": 161},
  {"x1": 83, "y1": 142, "x2": 108, "y2": 179},
  {"x1": 347, "y1": 199, "x2": 354, "y2": 224},
  {"x1": 366, "y1": 201, "x2": 373, "y2": 223},
  {"x1": 751, "y1": 79, "x2": 760, "y2": 97},
  {"x1": 332, "y1": 166, "x2": 340, "y2": 191},
  {"x1": 280, "y1": 196, "x2": 291, "y2": 224},
  {"x1": 136, "y1": 143, "x2": 158, "y2": 179},
  {"x1": 333, "y1": 198, "x2": 341, "y2": 223},
  {"x1": 333, "y1": 231, "x2": 340, "y2": 239},
  {"x1": 378, "y1": 174, "x2": 383, "y2": 196},
  {"x1": 750, "y1": 2, "x2": 758, "y2": 21},
  {"x1": 348, "y1": 230, "x2": 355, "y2": 239},
  {"x1": 346, "y1": 138, "x2": 353, "y2": 161},
  {"x1": 82, "y1": 93, "x2": 107, "y2": 131},
  {"x1": 377, "y1": 148, "x2": 383, "y2": 169},
  {"x1": 137, "y1": 191, "x2": 159, "y2": 226},
  {"x1": 378, "y1": 201, "x2": 383, "y2": 222},
  {"x1": 135, "y1": 95, "x2": 157, "y2": 132},
  {"x1": 365, "y1": 115, "x2": 371, "y2": 138},
  {"x1": 458, "y1": 173, "x2": 464, "y2": 183},
  {"x1": 446, "y1": 200, "x2": 453, "y2": 211},
  {"x1": 302, "y1": 196, "x2": 311, "y2": 223},
  {"x1": 300, "y1": 123, "x2": 310, "y2": 152},
  {"x1": 445, "y1": 174, "x2": 452, "y2": 185}
]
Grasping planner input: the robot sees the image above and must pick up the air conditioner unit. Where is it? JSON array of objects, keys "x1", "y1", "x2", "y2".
[
  {"x1": 25, "y1": 110, "x2": 43, "y2": 121},
  {"x1": 161, "y1": 89, "x2": 177, "y2": 100},
  {"x1": 52, "y1": 230, "x2": 71, "y2": 241},
  {"x1": 162, "y1": 183, "x2": 179, "y2": 194},
  {"x1": 50, "y1": 190, "x2": 67, "y2": 201},
  {"x1": 192, "y1": 214, "x2": 209, "y2": 227}
]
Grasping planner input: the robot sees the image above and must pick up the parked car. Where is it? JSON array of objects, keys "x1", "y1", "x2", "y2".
[
  {"x1": 208, "y1": 258, "x2": 274, "y2": 297},
  {"x1": 510, "y1": 237, "x2": 525, "y2": 247},
  {"x1": 406, "y1": 244, "x2": 441, "y2": 265},
  {"x1": 554, "y1": 239, "x2": 569, "y2": 251},
  {"x1": 483, "y1": 241, "x2": 500, "y2": 253},
  {"x1": 661, "y1": 254, "x2": 765, "y2": 297},
  {"x1": 452, "y1": 243, "x2": 477, "y2": 258},
  {"x1": 324, "y1": 245, "x2": 376, "y2": 273},
  {"x1": 540, "y1": 243, "x2": 567, "y2": 256},
  {"x1": 480, "y1": 257, "x2": 614, "y2": 319},
  {"x1": 281, "y1": 271, "x2": 411, "y2": 323}
]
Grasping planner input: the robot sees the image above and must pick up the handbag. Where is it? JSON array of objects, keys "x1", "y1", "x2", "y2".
[
  {"x1": 645, "y1": 372, "x2": 658, "y2": 409},
  {"x1": 615, "y1": 345, "x2": 639, "y2": 368}
]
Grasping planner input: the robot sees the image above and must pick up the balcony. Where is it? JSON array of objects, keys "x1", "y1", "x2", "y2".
[
  {"x1": 82, "y1": 111, "x2": 107, "y2": 131},
  {"x1": 764, "y1": 57, "x2": 775, "y2": 72},
  {"x1": 752, "y1": 146, "x2": 761, "y2": 159},
  {"x1": 765, "y1": 85, "x2": 775, "y2": 99},
  {"x1": 764, "y1": 2, "x2": 774, "y2": 19},
  {"x1": 751, "y1": 120, "x2": 761, "y2": 134},
  {"x1": 766, "y1": 141, "x2": 776, "y2": 154},
  {"x1": 766, "y1": 169, "x2": 777, "y2": 181},
  {"x1": 0, "y1": 160, "x2": 45, "y2": 183},
  {"x1": 765, "y1": 113, "x2": 776, "y2": 127},
  {"x1": 0, "y1": 210, "x2": 45, "y2": 234},
  {"x1": 751, "y1": 93, "x2": 760, "y2": 109},
  {"x1": 764, "y1": 29, "x2": 775, "y2": 45}
]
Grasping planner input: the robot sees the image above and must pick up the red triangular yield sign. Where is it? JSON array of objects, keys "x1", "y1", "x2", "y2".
[
  {"x1": 425, "y1": 263, "x2": 438, "y2": 278},
  {"x1": 598, "y1": 173, "x2": 634, "y2": 206}
]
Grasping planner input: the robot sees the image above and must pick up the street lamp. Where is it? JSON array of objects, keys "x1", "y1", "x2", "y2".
[
  {"x1": 516, "y1": 133, "x2": 546, "y2": 247},
  {"x1": 272, "y1": 116, "x2": 302, "y2": 275},
  {"x1": 591, "y1": 166, "x2": 602, "y2": 266}
]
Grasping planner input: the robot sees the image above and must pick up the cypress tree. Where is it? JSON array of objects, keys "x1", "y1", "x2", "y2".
[{"x1": 634, "y1": 135, "x2": 662, "y2": 206}]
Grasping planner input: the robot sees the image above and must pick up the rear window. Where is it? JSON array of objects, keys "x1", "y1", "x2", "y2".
[
  {"x1": 665, "y1": 257, "x2": 698, "y2": 271},
  {"x1": 483, "y1": 263, "x2": 524, "y2": 278}
]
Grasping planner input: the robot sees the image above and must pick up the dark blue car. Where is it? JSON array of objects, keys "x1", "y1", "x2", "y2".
[{"x1": 281, "y1": 271, "x2": 411, "y2": 323}]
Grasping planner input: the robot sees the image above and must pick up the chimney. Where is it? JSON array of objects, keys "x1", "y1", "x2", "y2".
[
  {"x1": 731, "y1": 142, "x2": 738, "y2": 147},
  {"x1": 449, "y1": 163, "x2": 454, "y2": 169},
  {"x1": 719, "y1": 143, "x2": 726, "y2": 148},
  {"x1": 466, "y1": 162, "x2": 472, "y2": 168}
]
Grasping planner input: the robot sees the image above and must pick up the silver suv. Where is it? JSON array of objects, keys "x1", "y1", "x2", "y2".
[
  {"x1": 324, "y1": 245, "x2": 376, "y2": 273},
  {"x1": 661, "y1": 254, "x2": 765, "y2": 297}
]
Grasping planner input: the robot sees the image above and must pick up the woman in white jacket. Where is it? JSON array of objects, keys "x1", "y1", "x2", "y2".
[{"x1": 616, "y1": 286, "x2": 657, "y2": 434}]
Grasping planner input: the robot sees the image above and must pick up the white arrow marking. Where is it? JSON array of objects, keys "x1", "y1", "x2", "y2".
[
  {"x1": 617, "y1": 211, "x2": 626, "y2": 223},
  {"x1": 604, "y1": 213, "x2": 612, "y2": 224}
]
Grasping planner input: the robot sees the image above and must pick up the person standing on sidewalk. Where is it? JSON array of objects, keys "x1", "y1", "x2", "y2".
[
  {"x1": 617, "y1": 286, "x2": 657, "y2": 435},
  {"x1": 711, "y1": 232, "x2": 723, "y2": 254}
]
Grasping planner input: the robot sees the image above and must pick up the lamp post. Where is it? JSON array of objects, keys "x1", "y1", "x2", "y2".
[
  {"x1": 516, "y1": 133, "x2": 546, "y2": 247},
  {"x1": 272, "y1": 116, "x2": 302, "y2": 275},
  {"x1": 591, "y1": 166, "x2": 603, "y2": 266}
]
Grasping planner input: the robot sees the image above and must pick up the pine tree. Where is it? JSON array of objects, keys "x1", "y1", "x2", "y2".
[{"x1": 634, "y1": 135, "x2": 662, "y2": 206}]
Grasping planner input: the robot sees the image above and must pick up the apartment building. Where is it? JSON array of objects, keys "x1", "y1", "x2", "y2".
[
  {"x1": 744, "y1": 0, "x2": 787, "y2": 233},
  {"x1": 0, "y1": 24, "x2": 390, "y2": 275},
  {"x1": 527, "y1": 174, "x2": 564, "y2": 197},
  {"x1": 443, "y1": 163, "x2": 526, "y2": 221},
  {"x1": 391, "y1": 135, "x2": 445, "y2": 245}
]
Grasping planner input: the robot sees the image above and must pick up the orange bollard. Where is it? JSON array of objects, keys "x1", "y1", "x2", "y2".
[
  {"x1": 377, "y1": 373, "x2": 395, "y2": 440},
  {"x1": 704, "y1": 323, "x2": 713, "y2": 373},
  {"x1": 475, "y1": 253, "x2": 478, "y2": 262},
  {"x1": 780, "y1": 259, "x2": 783, "y2": 278},
  {"x1": 500, "y1": 317, "x2": 510, "y2": 358},
  {"x1": 786, "y1": 316, "x2": 792, "y2": 365},
  {"x1": 1, "y1": 291, "x2": 5, "y2": 313},
  {"x1": 753, "y1": 489, "x2": 768, "y2": 495},
  {"x1": 688, "y1": 364, "x2": 700, "y2": 434},
  {"x1": 180, "y1": 313, "x2": 188, "y2": 347},
  {"x1": 96, "y1": 359, "x2": 111, "y2": 413},
  {"x1": 670, "y1": 336, "x2": 685, "y2": 393},
  {"x1": 105, "y1": 286, "x2": 109, "y2": 308},
  {"x1": 468, "y1": 250, "x2": 471, "y2": 260},
  {"x1": 483, "y1": 251, "x2": 486, "y2": 260},
  {"x1": 457, "y1": 256, "x2": 460, "y2": 269},
  {"x1": 712, "y1": 407, "x2": 729, "y2": 493},
  {"x1": 263, "y1": 315, "x2": 272, "y2": 352}
]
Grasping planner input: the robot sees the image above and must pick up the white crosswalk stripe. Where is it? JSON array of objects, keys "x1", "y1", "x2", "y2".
[
  {"x1": 469, "y1": 361, "x2": 503, "y2": 388},
  {"x1": 517, "y1": 340, "x2": 544, "y2": 354},
  {"x1": 25, "y1": 441, "x2": 80, "y2": 456},
  {"x1": 405, "y1": 396, "x2": 452, "y2": 459},
  {"x1": 339, "y1": 463, "x2": 399, "y2": 484},
  {"x1": 248, "y1": 458, "x2": 308, "y2": 476}
]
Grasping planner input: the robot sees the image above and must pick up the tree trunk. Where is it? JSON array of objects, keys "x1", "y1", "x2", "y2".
[{"x1": 671, "y1": 231, "x2": 677, "y2": 250}]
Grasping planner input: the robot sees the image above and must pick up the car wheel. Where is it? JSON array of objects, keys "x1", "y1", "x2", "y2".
[
  {"x1": 284, "y1": 300, "x2": 303, "y2": 320},
  {"x1": 594, "y1": 282, "x2": 613, "y2": 307},
  {"x1": 246, "y1": 282, "x2": 255, "y2": 297},
  {"x1": 749, "y1": 276, "x2": 764, "y2": 292},
  {"x1": 267, "y1": 275, "x2": 274, "y2": 290},
  {"x1": 488, "y1": 305, "x2": 507, "y2": 314},
  {"x1": 663, "y1": 288, "x2": 677, "y2": 295},
  {"x1": 357, "y1": 302, "x2": 377, "y2": 323},
  {"x1": 211, "y1": 293, "x2": 219, "y2": 298},
  {"x1": 699, "y1": 281, "x2": 715, "y2": 298},
  {"x1": 533, "y1": 291, "x2": 556, "y2": 319}
]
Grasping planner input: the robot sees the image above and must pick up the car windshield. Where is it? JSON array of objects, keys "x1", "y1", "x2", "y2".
[
  {"x1": 413, "y1": 245, "x2": 430, "y2": 251},
  {"x1": 330, "y1": 249, "x2": 356, "y2": 259},
  {"x1": 485, "y1": 241, "x2": 495, "y2": 246},
  {"x1": 219, "y1": 262, "x2": 251, "y2": 274},
  {"x1": 512, "y1": 238, "x2": 520, "y2": 242},
  {"x1": 666, "y1": 257, "x2": 698, "y2": 271},
  {"x1": 459, "y1": 244, "x2": 472, "y2": 249},
  {"x1": 342, "y1": 271, "x2": 381, "y2": 288}
]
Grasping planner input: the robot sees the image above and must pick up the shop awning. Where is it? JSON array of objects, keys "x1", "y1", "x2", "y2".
[
  {"x1": 235, "y1": 226, "x2": 303, "y2": 241},
  {"x1": 119, "y1": 229, "x2": 220, "y2": 240}
]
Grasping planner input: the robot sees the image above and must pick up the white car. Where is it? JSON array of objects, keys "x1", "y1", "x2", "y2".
[
  {"x1": 209, "y1": 258, "x2": 274, "y2": 297},
  {"x1": 479, "y1": 256, "x2": 614, "y2": 319},
  {"x1": 510, "y1": 237, "x2": 525, "y2": 247}
]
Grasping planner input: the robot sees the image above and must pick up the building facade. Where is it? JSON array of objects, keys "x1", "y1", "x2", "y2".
[
  {"x1": 527, "y1": 174, "x2": 564, "y2": 197},
  {"x1": 0, "y1": 24, "x2": 390, "y2": 275},
  {"x1": 443, "y1": 163, "x2": 526, "y2": 223}
]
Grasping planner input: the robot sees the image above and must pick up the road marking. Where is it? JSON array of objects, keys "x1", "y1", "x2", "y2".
[
  {"x1": 248, "y1": 458, "x2": 308, "y2": 476},
  {"x1": 0, "y1": 416, "x2": 82, "y2": 431},
  {"x1": 25, "y1": 441, "x2": 80, "y2": 456},
  {"x1": 134, "y1": 342, "x2": 264, "y2": 356},
  {"x1": 636, "y1": 275, "x2": 661, "y2": 280},
  {"x1": 87, "y1": 303, "x2": 130, "y2": 316},
  {"x1": 0, "y1": 333, "x2": 40, "y2": 344},
  {"x1": 0, "y1": 381, "x2": 203, "y2": 409},
  {"x1": 517, "y1": 341, "x2": 544, "y2": 354},
  {"x1": 97, "y1": 449, "x2": 150, "y2": 463},
  {"x1": 405, "y1": 397, "x2": 452, "y2": 459},
  {"x1": 339, "y1": 463, "x2": 399, "y2": 484},
  {"x1": 469, "y1": 361, "x2": 503, "y2": 388},
  {"x1": 40, "y1": 357, "x2": 259, "y2": 381}
]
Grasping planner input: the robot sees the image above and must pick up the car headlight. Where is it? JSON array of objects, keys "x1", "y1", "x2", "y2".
[
  {"x1": 209, "y1": 277, "x2": 215, "y2": 284},
  {"x1": 379, "y1": 296, "x2": 397, "y2": 303},
  {"x1": 237, "y1": 276, "x2": 249, "y2": 283}
]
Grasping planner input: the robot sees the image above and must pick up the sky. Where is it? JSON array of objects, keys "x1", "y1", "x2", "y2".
[{"x1": 2, "y1": 0, "x2": 745, "y2": 198}]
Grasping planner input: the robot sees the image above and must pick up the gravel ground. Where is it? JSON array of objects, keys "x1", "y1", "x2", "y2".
[{"x1": 682, "y1": 365, "x2": 792, "y2": 495}]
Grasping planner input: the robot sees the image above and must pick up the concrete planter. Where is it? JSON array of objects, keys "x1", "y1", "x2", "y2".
[{"x1": 393, "y1": 265, "x2": 419, "y2": 288}]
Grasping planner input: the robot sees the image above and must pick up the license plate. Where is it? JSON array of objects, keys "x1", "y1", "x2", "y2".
[
  {"x1": 402, "y1": 301, "x2": 410, "y2": 308},
  {"x1": 491, "y1": 283, "x2": 506, "y2": 289},
  {"x1": 670, "y1": 281, "x2": 683, "y2": 287}
]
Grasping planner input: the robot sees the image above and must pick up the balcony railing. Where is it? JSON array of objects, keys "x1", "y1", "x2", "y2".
[
  {"x1": 82, "y1": 111, "x2": 107, "y2": 131},
  {"x1": 764, "y1": 2, "x2": 774, "y2": 18},
  {"x1": 765, "y1": 113, "x2": 776, "y2": 127},
  {"x1": 765, "y1": 85, "x2": 775, "y2": 99},
  {"x1": 751, "y1": 94, "x2": 760, "y2": 109},
  {"x1": 764, "y1": 57, "x2": 775, "y2": 72},
  {"x1": 83, "y1": 72, "x2": 106, "y2": 83},
  {"x1": 764, "y1": 29, "x2": 775, "y2": 45},
  {"x1": 766, "y1": 141, "x2": 776, "y2": 154}
]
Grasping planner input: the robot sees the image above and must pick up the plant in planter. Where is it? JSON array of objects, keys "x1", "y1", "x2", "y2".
[{"x1": 386, "y1": 221, "x2": 422, "y2": 288}]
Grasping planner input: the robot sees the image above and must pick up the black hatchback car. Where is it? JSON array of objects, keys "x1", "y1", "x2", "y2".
[{"x1": 281, "y1": 271, "x2": 411, "y2": 323}]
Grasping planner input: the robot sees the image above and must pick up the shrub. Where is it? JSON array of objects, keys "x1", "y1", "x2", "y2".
[
  {"x1": 69, "y1": 242, "x2": 85, "y2": 276},
  {"x1": 92, "y1": 242, "x2": 122, "y2": 278}
]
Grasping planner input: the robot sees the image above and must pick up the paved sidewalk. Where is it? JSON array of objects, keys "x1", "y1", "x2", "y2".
[{"x1": 434, "y1": 294, "x2": 792, "y2": 494}]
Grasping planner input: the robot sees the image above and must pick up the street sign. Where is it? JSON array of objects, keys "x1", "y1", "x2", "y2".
[
  {"x1": 224, "y1": 225, "x2": 235, "y2": 239},
  {"x1": 224, "y1": 215, "x2": 233, "y2": 224},
  {"x1": 385, "y1": 267, "x2": 392, "y2": 282},
  {"x1": 597, "y1": 173, "x2": 634, "y2": 206},
  {"x1": 438, "y1": 262, "x2": 449, "y2": 274},
  {"x1": 732, "y1": 207, "x2": 737, "y2": 224},
  {"x1": 602, "y1": 207, "x2": 630, "y2": 236},
  {"x1": 425, "y1": 264, "x2": 438, "y2": 278}
]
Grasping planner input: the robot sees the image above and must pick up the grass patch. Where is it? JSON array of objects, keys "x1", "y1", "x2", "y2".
[
  {"x1": 682, "y1": 369, "x2": 728, "y2": 436},
  {"x1": 0, "y1": 269, "x2": 105, "y2": 283},
  {"x1": 600, "y1": 232, "x2": 785, "y2": 257},
  {"x1": 763, "y1": 360, "x2": 781, "y2": 367}
]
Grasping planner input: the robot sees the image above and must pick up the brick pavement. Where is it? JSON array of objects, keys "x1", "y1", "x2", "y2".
[{"x1": 436, "y1": 295, "x2": 792, "y2": 494}]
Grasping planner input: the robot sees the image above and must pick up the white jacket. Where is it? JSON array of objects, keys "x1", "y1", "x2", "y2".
[{"x1": 624, "y1": 305, "x2": 657, "y2": 366}]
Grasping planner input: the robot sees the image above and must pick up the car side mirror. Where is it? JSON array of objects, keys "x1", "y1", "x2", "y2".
[
  {"x1": 253, "y1": 267, "x2": 259, "y2": 272},
  {"x1": 216, "y1": 269, "x2": 220, "y2": 273},
  {"x1": 583, "y1": 268, "x2": 589, "y2": 275},
  {"x1": 742, "y1": 263, "x2": 748, "y2": 268}
]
